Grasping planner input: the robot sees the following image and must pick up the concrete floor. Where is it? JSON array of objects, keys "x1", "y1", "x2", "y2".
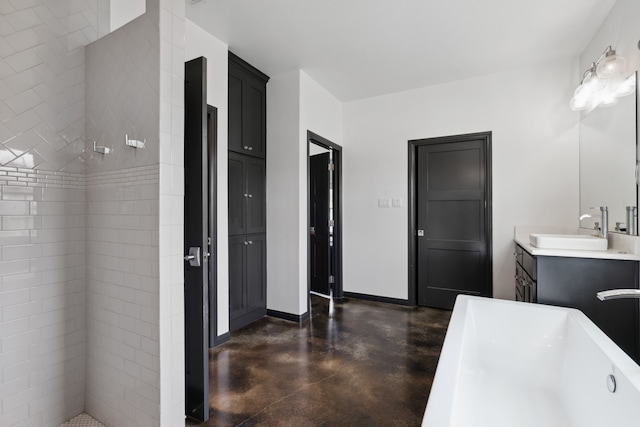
[{"x1": 189, "y1": 296, "x2": 451, "y2": 426}]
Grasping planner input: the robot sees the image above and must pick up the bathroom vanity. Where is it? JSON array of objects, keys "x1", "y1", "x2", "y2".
[{"x1": 514, "y1": 229, "x2": 640, "y2": 363}]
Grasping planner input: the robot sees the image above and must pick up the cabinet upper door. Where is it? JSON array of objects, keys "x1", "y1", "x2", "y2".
[{"x1": 228, "y1": 55, "x2": 268, "y2": 158}]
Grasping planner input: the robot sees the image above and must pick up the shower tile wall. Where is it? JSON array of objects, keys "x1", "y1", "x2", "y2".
[
  {"x1": 0, "y1": 170, "x2": 86, "y2": 426},
  {"x1": 158, "y1": 0, "x2": 186, "y2": 423},
  {"x1": 84, "y1": 1, "x2": 164, "y2": 425},
  {"x1": 0, "y1": 1, "x2": 98, "y2": 426},
  {"x1": 84, "y1": 165, "x2": 160, "y2": 427}
]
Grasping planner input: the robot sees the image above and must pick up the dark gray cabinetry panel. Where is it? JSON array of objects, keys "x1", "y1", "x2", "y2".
[
  {"x1": 228, "y1": 53, "x2": 268, "y2": 158},
  {"x1": 515, "y1": 244, "x2": 640, "y2": 363},
  {"x1": 228, "y1": 52, "x2": 269, "y2": 332},
  {"x1": 229, "y1": 234, "x2": 266, "y2": 331},
  {"x1": 228, "y1": 152, "x2": 266, "y2": 236}
]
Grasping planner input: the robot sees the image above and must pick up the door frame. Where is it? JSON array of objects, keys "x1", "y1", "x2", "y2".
[
  {"x1": 407, "y1": 131, "x2": 493, "y2": 306},
  {"x1": 307, "y1": 131, "x2": 343, "y2": 310},
  {"x1": 207, "y1": 105, "x2": 224, "y2": 346}
]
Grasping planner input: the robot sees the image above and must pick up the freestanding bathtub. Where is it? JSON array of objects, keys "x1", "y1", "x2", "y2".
[{"x1": 423, "y1": 295, "x2": 640, "y2": 426}]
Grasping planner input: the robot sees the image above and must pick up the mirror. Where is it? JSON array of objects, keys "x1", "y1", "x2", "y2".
[{"x1": 579, "y1": 72, "x2": 638, "y2": 235}]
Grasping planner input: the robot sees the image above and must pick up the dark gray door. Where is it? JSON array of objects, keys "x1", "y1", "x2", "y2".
[
  {"x1": 415, "y1": 134, "x2": 492, "y2": 309},
  {"x1": 184, "y1": 57, "x2": 209, "y2": 422},
  {"x1": 310, "y1": 152, "x2": 330, "y2": 295}
]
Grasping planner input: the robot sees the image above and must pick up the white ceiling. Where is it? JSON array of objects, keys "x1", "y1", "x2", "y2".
[{"x1": 186, "y1": 0, "x2": 616, "y2": 102}]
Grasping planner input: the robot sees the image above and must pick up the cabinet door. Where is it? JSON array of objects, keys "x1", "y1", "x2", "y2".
[
  {"x1": 245, "y1": 156, "x2": 266, "y2": 234},
  {"x1": 245, "y1": 233, "x2": 266, "y2": 312},
  {"x1": 229, "y1": 235, "x2": 247, "y2": 322},
  {"x1": 228, "y1": 68, "x2": 244, "y2": 154},
  {"x1": 228, "y1": 62, "x2": 266, "y2": 158},
  {"x1": 228, "y1": 152, "x2": 246, "y2": 236},
  {"x1": 243, "y1": 74, "x2": 266, "y2": 158}
]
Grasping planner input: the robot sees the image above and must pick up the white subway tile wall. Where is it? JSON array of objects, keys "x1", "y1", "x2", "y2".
[
  {"x1": 0, "y1": 1, "x2": 184, "y2": 426},
  {"x1": 158, "y1": 0, "x2": 186, "y2": 424},
  {"x1": 0, "y1": 168, "x2": 86, "y2": 427},
  {"x1": 83, "y1": 2, "x2": 165, "y2": 426},
  {"x1": 0, "y1": 0, "x2": 100, "y2": 174},
  {"x1": 84, "y1": 165, "x2": 160, "y2": 427}
]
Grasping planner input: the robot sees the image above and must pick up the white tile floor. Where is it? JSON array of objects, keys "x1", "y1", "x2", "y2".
[{"x1": 59, "y1": 413, "x2": 105, "y2": 427}]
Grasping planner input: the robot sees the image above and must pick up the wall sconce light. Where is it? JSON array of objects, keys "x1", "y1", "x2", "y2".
[{"x1": 570, "y1": 46, "x2": 633, "y2": 112}]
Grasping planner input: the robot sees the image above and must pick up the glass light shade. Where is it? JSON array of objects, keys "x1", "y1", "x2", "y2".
[
  {"x1": 613, "y1": 74, "x2": 636, "y2": 97},
  {"x1": 580, "y1": 70, "x2": 604, "y2": 96},
  {"x1": 596, "y1": 51, "x2": 627, "y2": 79},
  {"x1": 598, "y1": 90, "x2": 618, "y2": 107},
  {"x1": 570, "y1": 95, "x2": 591, "y2": 111}
]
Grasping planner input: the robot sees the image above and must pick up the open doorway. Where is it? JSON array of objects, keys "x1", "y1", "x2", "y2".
[{"x1": 307, "y1": 131, "x2": 343, "y2": 312}]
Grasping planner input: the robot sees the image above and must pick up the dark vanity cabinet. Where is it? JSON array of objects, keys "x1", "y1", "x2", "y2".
[
  {"x1": 228, "y1": 52, "x2": 268, "y2": 158},
  {"x1": 228, "y1": 53, "x2": 269, "y2": 331},
  {"x1": 515, "y1": 244, "x2": 640, "y2": 363}
]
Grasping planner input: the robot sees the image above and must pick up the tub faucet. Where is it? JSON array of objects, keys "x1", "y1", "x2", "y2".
[
  {"x1": 597, "y1": 289, "x2": 640, "y2": 301},
  {"x1": 579, "y1": 206, "x2": 608, "y2": 238}
]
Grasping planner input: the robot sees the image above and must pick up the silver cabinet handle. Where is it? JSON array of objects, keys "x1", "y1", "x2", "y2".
[
  {"x1": 243, "y1": 145, "x2": 253, "y2": 151},
  {"x1": 244, "y1": 193, "x2": 253, "y2": 198},
  {"x1": 243, "y1": 241, "x2": 248, "y2": 245},
  {"x1": 184, "y1": 255, "x2": 195, "y2": 261},
  {"x1": 248, "y1": 240, "x2": 253, "y2": 245}
]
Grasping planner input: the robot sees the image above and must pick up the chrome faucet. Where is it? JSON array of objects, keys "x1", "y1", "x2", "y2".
[
  {"x1": 579, "y1": 206, "x2": 608, "y2": 238},
  {"x1": 597, "y1": 289, "x2": 640, "y2": 301}
]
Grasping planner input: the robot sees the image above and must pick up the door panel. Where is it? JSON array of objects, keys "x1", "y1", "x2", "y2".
[
  {"x1": 245, "y1": 78, "x2": 266, "y2": 157},
  {"x1": 416, "y1": 137, "x2": 490, "y2": 309},
  {"x1": 228, "y1": 71, "x2": 243, "y2": 153},
  {"x1": 246, "y1": 233, "x2": 266, "y2": 311},
  {"x1": 310, "y1": 152, "x2": 330, "y2": 295},
  {"x1": 228, "y1": 235, "x2": 246, "y2": 320},
  {"x1": 245, "y1": 157, "x2": 266, "y2": 234},
  {"x1": 183, "y1": 57, "x2": 209, "y2": 423},
  {"x1": 228, "y1": 153, "x2": 246, "y2": 236}
]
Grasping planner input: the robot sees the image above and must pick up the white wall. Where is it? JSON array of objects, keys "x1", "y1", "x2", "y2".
[
  {"x1": 184, "y1": 19, "x2": 230, "y2": 336},
  {"x1": 266, "y1": 70, "x2": 303, "y2": 314},
  {"x1": 265, "y1": 70, "x2": 343, "y2": 316},
  {"x1": 342, "y1": 59, "x2": 580, "y2": 301},
  {"x1": 579, "y1": 0, "x2": 640, "y2": 80},
  {"x1": 298, "y1": 71, "x2": 343, "y2": 310}
]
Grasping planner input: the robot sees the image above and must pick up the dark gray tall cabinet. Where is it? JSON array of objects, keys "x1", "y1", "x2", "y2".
[{"x1": 228, "y1": 52, "x2": 269, "y2": 331}]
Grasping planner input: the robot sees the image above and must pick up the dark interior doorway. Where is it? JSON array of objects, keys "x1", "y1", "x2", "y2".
[
  {"x1": 307, "y1": 131, "x2": 343, "y2": 310},
  {"x1": 408, "y1": 132, "x2": 493, "y2": 310}
]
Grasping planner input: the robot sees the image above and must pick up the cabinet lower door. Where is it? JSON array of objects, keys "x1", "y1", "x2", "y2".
[
  {"x1": 229, "y1": 235, "x2": 246, "y2": 324},
  {"x1": 229, "y1": 233, "x2": 266, "y2": 332}
]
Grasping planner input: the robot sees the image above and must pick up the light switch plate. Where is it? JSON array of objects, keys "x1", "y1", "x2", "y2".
[{"x1": 378, "y1": 198, "x2": 391, "y2": 208}]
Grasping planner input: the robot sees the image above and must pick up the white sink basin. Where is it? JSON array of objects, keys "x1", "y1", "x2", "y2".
[{"x1": 529, "y1": 233, "x2": 607, "y2": 251}]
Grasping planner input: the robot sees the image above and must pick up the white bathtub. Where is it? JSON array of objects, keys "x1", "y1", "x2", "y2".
[{"x1": 423, "y1": 295, "x2": 640, "y2": 426}]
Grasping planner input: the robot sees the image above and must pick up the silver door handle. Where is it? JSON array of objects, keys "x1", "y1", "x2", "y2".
[{"x1": 184, "y1": 247, "x2": 201, "y2": 267}]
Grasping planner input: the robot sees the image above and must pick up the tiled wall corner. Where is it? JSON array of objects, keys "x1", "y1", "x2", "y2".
[
  {"x1": 84, "y1": 1, "x2": 163, "y2": 426},
  {"x1": 0, "y1": 168, "x2": 86, "y2": 427},
  {"x1": 85, "y1": 8, "x2": 160, "y2": 175},
  {"x1": 158, "y1": 0, "x2": 186, "y2": 425}
]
